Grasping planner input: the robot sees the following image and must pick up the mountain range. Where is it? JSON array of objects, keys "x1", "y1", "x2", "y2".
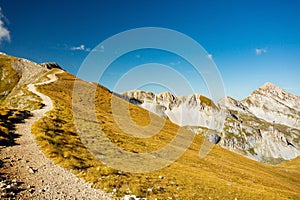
[{"x1": 123, "y1": 82, "x2": 300, "y2": 163}]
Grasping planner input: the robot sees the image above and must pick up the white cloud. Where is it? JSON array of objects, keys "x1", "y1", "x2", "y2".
[
  {"x1": 207, "y1": 54, "x2": 213, "y2": 59},
  {"x1": 70, "y1": 44, "x2": 90, "y2": 52},
  {"x1": 90, "y1": 45, "x2": 104, "y2": 52},
  {"x1": 0, "y1": 8, "x2": 10, "y2": 43},
  {"x1": 255, "y1": 48, "x2": 267, "y2": 55}
]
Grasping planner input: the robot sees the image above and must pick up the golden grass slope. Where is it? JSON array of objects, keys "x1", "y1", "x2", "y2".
[
  {"x1": 277, "y1": 156, "x2": 300, "y2": 173},
  {"x1": 32, "y1": 72, "x2": 300, "y2": 199}
]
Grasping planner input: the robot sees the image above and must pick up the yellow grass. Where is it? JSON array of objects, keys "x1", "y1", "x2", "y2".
[
  {"x1": 0, "y1": 54, "x2": 18, "y2": 102},
  {"x1": 31, "y1": 72, "x2": 300, "y2": 199}
]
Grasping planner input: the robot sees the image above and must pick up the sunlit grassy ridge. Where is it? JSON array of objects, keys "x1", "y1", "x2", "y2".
[{"x1": 32, "y1": 72, "x2": 300, "y2": 199}]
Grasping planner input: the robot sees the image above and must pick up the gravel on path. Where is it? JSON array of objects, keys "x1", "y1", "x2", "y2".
[{"x1": 0, "y1": 70, "x2": 113, "y2": 200}]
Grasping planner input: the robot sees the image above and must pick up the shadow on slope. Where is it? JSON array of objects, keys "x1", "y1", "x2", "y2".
[{"x1": 0, "y1": 108, "x2": 32, "y2": 146}]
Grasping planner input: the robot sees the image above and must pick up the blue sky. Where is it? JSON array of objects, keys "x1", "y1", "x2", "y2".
[{"x1": 0, "y1": 0, "x2": 299, "y2": 100}]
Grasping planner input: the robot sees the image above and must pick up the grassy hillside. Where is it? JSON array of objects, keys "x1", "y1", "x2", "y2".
[
  {"x1": 0, "y1": 54, "x2": 46, "y2": 110},
  {"x1": 0, "y1": 54, "x2": 19, "y2": 103},
  {"x1": 277, "y1": 156, "x2": 300, "y2": 173},
  {"x1": 31, "y1": 72, "x2": 300, "y2": 199}
]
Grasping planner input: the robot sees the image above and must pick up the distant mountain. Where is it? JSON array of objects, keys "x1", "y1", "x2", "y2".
[
  {"x1": 220, "y1": 95, "x2": 299, "y2": 163},
  {"x1": 123, "y1": 84, "x2": 300, "y2": 163},
  {"x1": 122, "y1": 91, "x2": 226, "y2": 131},
  {"x1": 242, "y1": 82, "x2": 300, "y2": 129}
]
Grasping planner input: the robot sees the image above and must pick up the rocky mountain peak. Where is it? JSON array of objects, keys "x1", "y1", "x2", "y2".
[
  {"x1": 258, "y1": 82, "x2": 284, "y2": 93},
  {"x1": 218, "y1": 96, "x2": 247, "y2": 111},
  {"x1": 157, "y1": 92, "x2": 177, "y2": 102},
  {"x1": 122, "y1": 90, "x2": 155, "y2": 102},
  {"x1": 242, "y1": 81, "x2": 300, "y2": 130},
  {"x1": 40, "y1": 62, "x2": 63, "y2": 70},
  {"x1": 251, "y1": 82, "x2": 300, "y2": 103},
  {"x1": 261, "y1": 82, "x2": 278, "y2": 89},
  {"x1": 248, "y1": 82, "x2": 294, "y2": 102}
]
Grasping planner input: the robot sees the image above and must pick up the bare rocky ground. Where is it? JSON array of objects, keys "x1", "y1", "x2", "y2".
[{"x1": 0, "y1": 71, "x2": 113, "y2": 200}]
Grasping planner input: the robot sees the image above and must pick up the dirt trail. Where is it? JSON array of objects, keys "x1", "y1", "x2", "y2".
[{"x1": 0, "y1": 70, "x2": 112, "y2": 200}]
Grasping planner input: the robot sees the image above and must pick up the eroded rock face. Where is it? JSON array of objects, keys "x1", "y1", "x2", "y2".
[
  {"x1": 12, "y1": 58, "x2": 48, "y2": 85},
  {"x1": 218, "y1": 94, "x2": 300, "y2": 163},
  {"x1": 123, "y1": 90, "x2": 226, "y2": 131},
  {"x1": 122, "y1": 84, "x2": 300, "y2": 163}
]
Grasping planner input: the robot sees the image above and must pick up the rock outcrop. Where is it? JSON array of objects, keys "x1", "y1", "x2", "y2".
[{"x1": 40, "y1": 62, "x2": 63, "y2": 70}]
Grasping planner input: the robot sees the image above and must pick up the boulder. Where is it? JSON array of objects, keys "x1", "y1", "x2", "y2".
[{"x1": 207, "y1": 133, "x2": 221, "y2": 144}]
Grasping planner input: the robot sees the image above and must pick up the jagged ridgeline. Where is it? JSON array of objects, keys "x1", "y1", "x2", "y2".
[
  {"x1": 123, "y1": 85, "x2": 300, "y2": 163},
  {"x1": 1, "y1": 53, "x2": 299, "y2": 199}
]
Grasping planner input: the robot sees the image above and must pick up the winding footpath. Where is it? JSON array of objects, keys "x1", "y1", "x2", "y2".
[{"x1": 0, "y1": 70, "x2": 112, "y2": 200}]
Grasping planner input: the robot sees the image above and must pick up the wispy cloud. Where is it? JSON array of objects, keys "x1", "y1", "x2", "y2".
[
  {"x1": 90, "y1": 45, "x2": 104, "y2": 52},
  {"x1": 255, "y1": 48, "x2": 267, "y2": 55},
  {"x1": 70, "y1": 44, "x2": 90, "y2": 52},
  {"x1": 0, "y1": 7, "x2": 10, "y2": 43}
]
